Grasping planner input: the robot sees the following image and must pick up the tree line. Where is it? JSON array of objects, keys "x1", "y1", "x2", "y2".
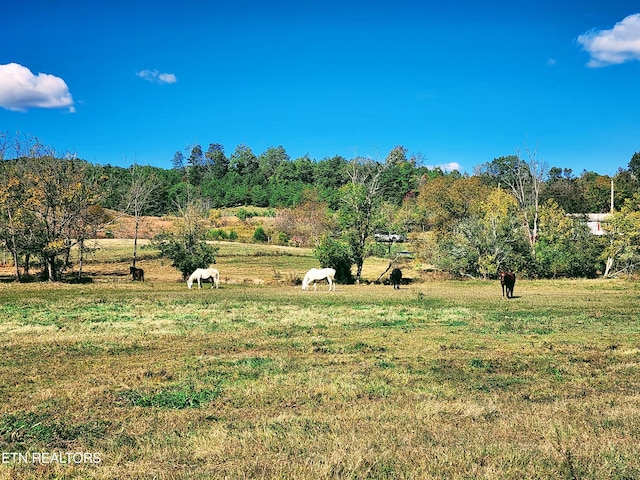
[{"x1": 1, "y1": 133, "x2": 640, "y2": 281}]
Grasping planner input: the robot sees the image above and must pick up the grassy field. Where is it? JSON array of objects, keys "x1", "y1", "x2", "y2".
[{"x1": 1, "y1": 241, "x2": 640, "y2": 479}]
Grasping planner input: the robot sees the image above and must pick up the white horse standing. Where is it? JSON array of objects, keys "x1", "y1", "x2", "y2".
[
  {"x1": 187, "y1": 268, "x2": 220, "y2": 289},
  {"x1": 302, "y1": 267, "x2": 336, "y2": 291}
]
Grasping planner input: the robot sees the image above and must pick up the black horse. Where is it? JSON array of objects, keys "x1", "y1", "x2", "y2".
[
  {"x1": 130, "y1": 266, "x2": 144, "y2": 282},
  {"x1": 500, "y1": 271, "x2": 515, "y2": 298},
  {"x1": 390, "y1": 268, "x2": 402, "y2": 290}
]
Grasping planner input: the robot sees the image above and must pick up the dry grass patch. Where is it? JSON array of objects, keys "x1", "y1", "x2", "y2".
[{"x1": 1, "y1": 245, "x2": 640, "y2": 478}]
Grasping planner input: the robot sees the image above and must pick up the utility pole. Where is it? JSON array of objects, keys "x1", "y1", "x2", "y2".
[{"x1": 610, "y1": 178, "x2": 614, "y2": 213}]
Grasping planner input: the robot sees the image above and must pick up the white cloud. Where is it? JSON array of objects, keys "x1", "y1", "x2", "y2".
[
  {"x1": 428, "y1": 162, "x2": 461, "y2": 172},
  {"x1": 137, "y1": 69, "x2": 177, "y2": 84},
  {"x1": 577, "y1": 13, "x2": 640, "y2": 67},
  {"x1": 0, "y1": 63, "x2": 75, "y2": 112}
]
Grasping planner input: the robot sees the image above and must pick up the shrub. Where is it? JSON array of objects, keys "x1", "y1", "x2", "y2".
[
  {"x1": 314, "y1": 236, "x2": 354, "y2": 283},
  {"x1": 152, "y1": 232, "x2": 218, "y2": 279},
  {"x1": 207, "y1": 228, "x2": 228, "y2": 241},
  {"x1": 252, "y1": 226, "x2": 269, "y2": 243}
]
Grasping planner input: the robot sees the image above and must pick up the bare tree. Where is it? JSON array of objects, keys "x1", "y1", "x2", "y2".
[
  {"x1": 121, "y1": 164, "x2": 159, "y2": 269},
  {"x1": 515, "y1": 144, "x2": 547, "y2": 250},
  {"x1": 479, "y1": 143, "x2": 547, "y2": 252}
]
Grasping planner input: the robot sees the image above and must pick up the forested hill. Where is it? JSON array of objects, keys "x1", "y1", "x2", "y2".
[
  {"x1": 95, "y1": 144, "x2": 640, "y2": 217},
  {"x1": 3, "y1": 142, "x2": 640, "y2": 281}
]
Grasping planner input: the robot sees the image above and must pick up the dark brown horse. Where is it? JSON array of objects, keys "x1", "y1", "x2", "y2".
[
  {"x1": 130, "y1": 266, "x2": 144, "y2": 282},
  {"x1": 500, "y1": 271, "x2": 515, "y2": 298},
  {"x1": 390, "y1": 268, "x2": 402, "y2": 289}
]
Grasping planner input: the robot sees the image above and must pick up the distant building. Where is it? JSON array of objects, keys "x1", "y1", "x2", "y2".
[{"x1": 569, "y1": 213, "x2": 611, "y2": 235}]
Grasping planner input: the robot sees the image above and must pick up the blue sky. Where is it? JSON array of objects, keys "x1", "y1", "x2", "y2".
[{"x1": 1, "y1": 0, "x2": 639, "y2": 175}]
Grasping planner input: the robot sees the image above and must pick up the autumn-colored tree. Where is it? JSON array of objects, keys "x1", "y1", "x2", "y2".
[
  {"x1": 274, "y1": 189, "x2": 335, "y2": 247},
  {"x1": 21, "y1": 155, "x2": 104, "y2": 280},
  {"x1": 0, "y1": 161, "x2": 28, "y2": 280},
  {"x1": 0, "y1": 137, "x2": 105, "y2": 281},
  {"x1": 429, "y1": 188, "x2": 531, "y2": 278},
  {"x1": 416, "y1": 175, "x2": 491, "y2": 234}
]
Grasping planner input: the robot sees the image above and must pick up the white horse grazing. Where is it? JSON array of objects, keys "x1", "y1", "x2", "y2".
[
  {"x1": 187, "y1": 268, "x2": 220, "y2": 289},
  {"x1": 302, "y1": 267, "x2": 336, "y2": 291}
]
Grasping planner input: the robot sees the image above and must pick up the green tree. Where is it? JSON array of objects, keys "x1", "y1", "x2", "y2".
[
  {"x1": 252, "y1": 226, "x2": 269, "y2": 243},
  {"x1": 541, "y1": 167, "x2": 588, "y2": 213},
  {"x1": 230, "y1": 144, "x2": 259, "y2": 177},
  {"x1": 152, "y1": 200, "x2": 218, "y2": 279},
  {"x1": 603, "y1": 192, "x2": 640, "y2": 276},
  {"x1": 172, "y1": 150, "x2": 185, "y2": 171},
  {"x1": 629, "y1": 151, "x2": 640, "y2": 179},
  {"x1": 535, "y1": 199, "x2": 603, "y2": 278},
  {"x1": 186, "y1": 144, "x2": 205, "y2": 186},
  {"x1": 576, "y1": 171, "x2": 612, "y2": 213},
  {"x1": 338, "y1": 157, "x2": 388, "y2": 282},
  {"x1": 613, "y1": 168, "x2": 637, "y2": 211},
  {"x1": 258, "y1": 146, "x2": 289, "y2": 179},
  {"x1": 314, "y1": 155, "x2": 348, "y2": 209},
  {"x1": 313, "y1": 236, "x2": 353, "y2": 283},
  {"x1": 205, "y1": 143, "x2": 228, "y2": 180},
  {"x1": 378, "y1": 145, "x2": 419, "y2": 205}
]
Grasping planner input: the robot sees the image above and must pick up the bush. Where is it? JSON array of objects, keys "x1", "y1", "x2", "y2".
[
  {"x1": 152, "y1": 232, "x2": 218, "y2": 279},
  {"x1": 275, "y1": 232, "x2": 290, "y2": 245},
  {"x1": 314, "y1": 236, "x2": 354, "y2": 283},
  {"x1": 252, "y1": 226, "x2": 269, "y2": 243},
  {"x1": 207, "y1": 228, "x2": 228, "y2": 241},
  {"x1": 237, "y1": 208, "x2": 260, "y2": 221}
]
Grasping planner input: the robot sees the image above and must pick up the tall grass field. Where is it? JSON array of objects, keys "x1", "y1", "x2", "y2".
[{"x1": 1, "y1": 240, "x2": 639, "y2": 479}]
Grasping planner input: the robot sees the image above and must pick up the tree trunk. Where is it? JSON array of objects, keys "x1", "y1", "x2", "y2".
[
  {"x1": 604, "y1": 257, "x2": 614, "y2": 277},
  {"x1": 78, "y1": 238, "x2": 84, "y2": 279},
  {"x1": 375, "y1": 255, "x2": 400, "y2": 283},
  {"x1": 133, "y1": 215, "x2": 140, "y2": 268},
  {"x1": 6, "y1": 209, "x2": 21, "y2": 281},
  {"x1": 11, "y1": 250, "x2": 20, "y2": 282},
  {"x1": 46, "y1": 256, "x2": 57, "y2": 282},
  {"x1": 355, "y1": 260, "x2": 364, "y2": 283}
]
